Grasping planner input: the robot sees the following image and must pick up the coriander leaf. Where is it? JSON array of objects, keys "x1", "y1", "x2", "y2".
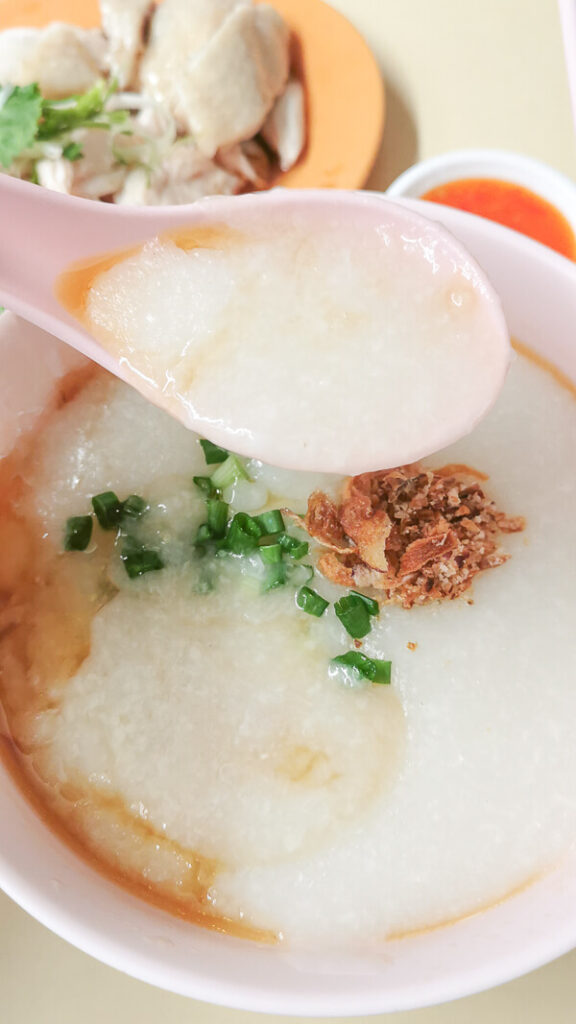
[{"x1": 0, "y1": 84, "x2": 42, "y2": 168}]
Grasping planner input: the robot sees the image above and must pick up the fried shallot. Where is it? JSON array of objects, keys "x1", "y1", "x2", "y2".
[{"x1": 300, "y1": 463, "x2": 524, "y2": 609}]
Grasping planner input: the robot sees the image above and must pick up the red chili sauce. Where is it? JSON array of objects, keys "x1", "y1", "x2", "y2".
[{"x1": 422, "y1": 178, "x2": 576, "y2": 261}]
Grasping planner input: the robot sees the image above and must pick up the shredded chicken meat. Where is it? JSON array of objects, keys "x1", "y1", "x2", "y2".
[
  {"x1": 0, "y1": 0, "x2": 306, "y2": 204},
  {"x1": 300, "y1": 463, "x2": 525, "y2": 609}
]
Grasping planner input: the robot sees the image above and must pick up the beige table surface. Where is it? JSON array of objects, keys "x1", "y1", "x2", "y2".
[{"x1": 2, "y1": 1, "x2": 576, "y2": 1021}]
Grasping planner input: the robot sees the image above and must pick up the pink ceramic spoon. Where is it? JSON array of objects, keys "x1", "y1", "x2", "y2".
[{"x1": 0, "y1": 174, "x2": 509, "y2": 473}]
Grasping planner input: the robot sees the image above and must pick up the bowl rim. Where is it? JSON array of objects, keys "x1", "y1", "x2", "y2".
[{"x1": 386, "y1": 148, "x2": 576, "y2": 234}]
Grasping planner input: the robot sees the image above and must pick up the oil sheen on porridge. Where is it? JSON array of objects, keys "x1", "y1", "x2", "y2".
[{"x1": 1, "y1": 346, "x2": 576, "y2": 947}]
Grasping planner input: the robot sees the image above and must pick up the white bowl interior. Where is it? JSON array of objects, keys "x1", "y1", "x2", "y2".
[{"x1": 1, "y1": 202, "x2": 576, "y2": 1015}]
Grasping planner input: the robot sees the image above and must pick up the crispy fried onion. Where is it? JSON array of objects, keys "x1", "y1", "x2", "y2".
[{"x1": 301, "y1": 464, "x2": 525, "y2": 609}]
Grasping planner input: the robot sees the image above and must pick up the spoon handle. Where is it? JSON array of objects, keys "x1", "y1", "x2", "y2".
[{"x1": 0, "y1": 174, "x2": 189, "y2": 346}]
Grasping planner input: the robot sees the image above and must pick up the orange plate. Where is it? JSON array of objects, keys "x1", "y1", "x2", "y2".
[{"x1": 0, "y1": 0, "x2": 385, "y2": 190}]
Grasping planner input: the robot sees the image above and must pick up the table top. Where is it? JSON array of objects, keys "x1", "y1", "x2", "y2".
[{"x1": 2, "y1": 1, "x2": 576, "y2": 1022}]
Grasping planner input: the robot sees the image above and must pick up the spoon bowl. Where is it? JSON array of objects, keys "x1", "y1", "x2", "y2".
[{"x1": 0, "y1": 175, "x2": 509, "y2": 473}]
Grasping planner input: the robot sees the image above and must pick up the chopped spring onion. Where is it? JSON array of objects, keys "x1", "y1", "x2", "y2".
[
  {"x1": 195, "y1": 566, "x2": 216, "y2": 594},
  {"x1": 263, "y1": 561, "x2": 287, "y2": 591},
  {"x1": 296, "y1": 586, "x2": 329, "y2": 617},
  {"x1": 64, "y1": 515, "x2": 93, "y2": 551},
  {"x1": 92, "y1": 490, "x2": 124, "y2": 530},
  {"x1": 37, "y1": 79, "x2": 114, "y2": 141},
  {"x1": 122, "y1": 494, "x2": 149, "y2": 519},
  {"x1": 350, "y1": 590, "x2": 380, "y2": 617},
  {"x1": 334, "y1": 594, "x2": 373, "y2": 639},
  {"x1": 211, "y1": 454, "x2": 251, "y2": 490},
  {"x1": 206, "y1": 499, "x2": 229, "y2": 539},
  {"x1": 62, "y1": 141, "x2": 83, "y2": 161},
  {"x1": 331, "y1": 651, "x2": 392, "y2": 685},
  {"x1": 255, "y1": 509, "x2": 285, "y2": 534},
  {"x1": 225, "y1": 512, "x2": 262, "y2": 555},
  {"x1": 199, "y1": 439, "x2": 229, "y2": 464},
  {"x1": 193, "y1": 475, "x2": 220, "y2": 498},
  {"x1": 259, "y1": 541, "x2": 283, "y2": 564},
  {"x1": 120, "y1": 537, "x2": 164, "y2": 578},
  {"x1": 194, "y1": 523, "x2": 214, "y2": 549},
  {"x1": 278, "y1": 532, "x2": 309, "y2": 559}
]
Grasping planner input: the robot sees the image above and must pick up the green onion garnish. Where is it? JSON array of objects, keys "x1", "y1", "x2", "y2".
[
  {"x1": 64, "y1": 515, "x2": 93, "y2": 551},
  {"x1": 194, "y1": 523, "x2": 214, "y2": 550},
  {"x1": 199, "y1": 439, "x2": 229, "y2": 464},
  {"x1": 334, "y1": 594, "x2": 373, "y2": 639},
  {"x1": 259, "y1": 541, "x2": 283, "y2": 564},
  {"x1": 193, "y1": 475, "x2": 219, "y2": 498},
  {"x1": 225, "y1": 512, "x2": 262, "y2": 555},
  {"x1": 120, "y1": 537, "x2": 164, "y2": 578},
  {"x1": 195, "y1": 566, "x2": 216, "y2": 594},
  {"x1": 206, "y1": 499, "x2": 229, "y2": 539},
  {"x1": 92, "y1": 491, "x2": 124, "y2": 530},
  {"x1": 211, "y1": 454, "x2": 251, "y2": 490},
  {"x1": 62, "y1": 141, "x2": 83, "y2": 162},
  {"x1": 122, "y1": 494, "x2": 149, "y2": 519},
  {"x1": 278, "y1": 532, "x2": 309, "y2": 559},
  {"x1": 330, "y1": 652, "x2": 392, "y2": 685},
  {"x1": 263, "y1": 561, "x2": 287, "y2": 590},
  {"x1": 255, "y1": 509, "x2": 285, "y2": 534},
  {"x1": 296, "y1": 586, "x2": 329, "y2": 617},
  {"x1": 350, "y1": 590, "x2": 380, "y2": 617}
]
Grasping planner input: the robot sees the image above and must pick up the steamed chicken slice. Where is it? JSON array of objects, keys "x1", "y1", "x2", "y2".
[
  {"x1": 0, "y1": 24, "x2": 105, "y2": 98},
  {"x1": 139, "y1": 0, "x2": 290, "y2": 156},
  {"x1": 0, "y1": 29, "x2": 37, "y2": 85},
  {"x1": 180, "y1": 4, "x2": 290, "y2": 156},
  {"x1": 261, "y1": 79, "x2": 306, "y2": 172},
  {"x1": 217, "y1": 140, "x2": 274, "y2": 189},
  {"x1": 138, "y1": 0, "x2": 240, "y2": 128},
  {"x1": 99, "y1": 0, "x2": 152, "y2": 90}
]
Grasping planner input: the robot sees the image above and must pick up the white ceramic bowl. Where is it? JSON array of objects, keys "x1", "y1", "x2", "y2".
[
  {"x1": 1, "y1": 201, "x2": 576, "y2": 1015},
  {"x1": 386, "y1": 149, "x2": 576, "y2": 243}
]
